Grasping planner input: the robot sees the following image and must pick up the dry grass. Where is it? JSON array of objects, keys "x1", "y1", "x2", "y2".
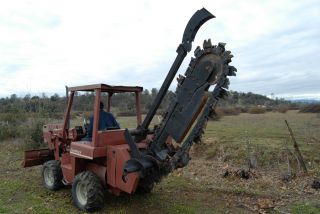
[
  {"x1": 248, "y1": 106, "x2": 266, "y2": 114},
  {"x1": 0, "y1": 110, "x2": 319, "y2": 213},
  {"x1": 299, "y1": 104, "x2": 320, "y2": 113}
]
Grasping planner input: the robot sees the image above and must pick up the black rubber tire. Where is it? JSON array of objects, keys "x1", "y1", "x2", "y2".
[
  {"x1": 42, "y1": 160, "x2": 63, "y2": 190},
  {"x1": 72, "y1": 171, "x2": 104, "y2": 212},
  {"x1": 135, "y1": 178, "x2": 154, "y2": 194}
]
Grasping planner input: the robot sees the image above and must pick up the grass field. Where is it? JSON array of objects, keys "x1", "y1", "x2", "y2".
[{"x1": 0, "y1": 110, "x2": 319, "y2": 213}]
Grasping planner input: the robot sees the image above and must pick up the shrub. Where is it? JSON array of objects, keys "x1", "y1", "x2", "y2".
[
  {"x1": 299, "y1": 104, "x2": 320, "y2": 113},
  {"x1": 30, "y1": 119, "x2": 45, "y2": 144},
  {"x1": 276, "y1": 106, "x2": 288, "y2": 113},
  {"x1": 221, "y1": 107, "x2": 241, "y2": 115},
  {"x1": 117, "y1": 111, "x2": 136, "y2": 117},
  {"x1": 21, "y1": 118, "x2": 46, "y2": 149},
  {"x1": 210, "y1": 108, "x2": 224, "y2": 120},
  {"x1": 248, "y1": 106, "x2": 266, "y2": 114},
  {"x1": 0, "y1": 112, "x2": 29, "y2": 140},
  {"x1": 0, "y1": 112, "x2": 27, "y2": 125},
  {"x1": 265, "y1": 106, "x2": 273, "y2": 112},
  {"x1": 240, "y1": 107, "x2": 248, "y2": 113},
  {"x1": 0, "y1": 125, "x2": 15, "y2": 140}
]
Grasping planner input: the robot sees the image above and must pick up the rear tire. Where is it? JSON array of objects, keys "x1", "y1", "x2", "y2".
[
  {"x1": 42, "y1": 160, "x2": 63, "y2": 190},
  {"x1": 72, "y1": 171, "x2": 104, "y2": 212}
]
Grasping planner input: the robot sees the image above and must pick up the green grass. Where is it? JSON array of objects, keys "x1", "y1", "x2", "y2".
[
  {"x1": 0, "y1": 145, "x2": 221, "y2": 214},
  {"x1": 203, "y1": 111, "x2": 320, "y2": 167},
  {"x1": 0, "y1": 110, "x2": 319, "y2": 213},
  {"x1": 291, "y1": 202, "x2": 320, "y2": 214}
]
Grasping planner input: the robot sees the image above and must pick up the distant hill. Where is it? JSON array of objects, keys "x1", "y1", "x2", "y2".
[
  {"x1": 286, "y1": 99, "x2": 320, "y2": 104},
  {"x1": 218, "y1": 91, "x2": 290, "y2": 107}
]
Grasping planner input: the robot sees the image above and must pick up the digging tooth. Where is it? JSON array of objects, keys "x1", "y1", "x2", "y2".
[
  {"x1": 177, "y1": 74, "x2": 185, "y2": 85},
  {"x1": 211, "y1": 46, "x2": 220, "y2": 54},
  {"x1": 224, "y1": 55, "x2": 233, "y2": 63},
  {"x1": 227, "y1": 66, "x2": 237, "y2": 76},
  {"x1": 224, "y1": 51, "x2": 231, "y2": 58},
  {"x1": 194, "y1": 128, "x2": 205, "y2": 143},
  {"x1": 189, "y1": 57, "x2": 196, "y2": 67},
  {"x1": 228, "y1": 70, "x2": 236, "y2": 76},
  {"x1": 184, "y1": 67, "x2": 192, "y2": 76},
  {"x1": 223, "y1": 66, "x2": 229, "y2": 75},
  {"x1": 217, "y1": 42, "x2": 226, "y2": 52},
  {"x1": 203, "y1": 39, "x2": 213, "y2": 50},
  {"x1": 208, "y1": 109, "x2": 217, "y2": 119},
  {"x1": 218, "y1": 88, "x2": 228, "y2": 99},
  {"x1": 218, "y1": 42, "x2": 226, "y2": 47},
  {"x1": 194, "y1": 46, "x2": 201, "y2": 57},
  {"x1": 225, "y1": 53, "x2": 234, "y2": 63},
  {"x1": 222, "y1": 78, "x2": 230, "y2": 89}
]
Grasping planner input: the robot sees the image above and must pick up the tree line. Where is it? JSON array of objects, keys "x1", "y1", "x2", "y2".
[{"x1": 0, "y1": 90, "x2": 295, "y2": 117}]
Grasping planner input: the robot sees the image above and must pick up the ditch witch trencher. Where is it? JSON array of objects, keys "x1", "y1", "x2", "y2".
[{"x1": 23, "y1": 8, "x2": 237, "y2": 211}]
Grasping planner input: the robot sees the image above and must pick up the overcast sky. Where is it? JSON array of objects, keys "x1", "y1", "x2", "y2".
[{"x1": 0, "y1": 0, "x2": 319, "y2": 99}]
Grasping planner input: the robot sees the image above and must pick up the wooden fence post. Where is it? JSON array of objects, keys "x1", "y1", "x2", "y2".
[{"x1": 285, "y1": 120, "x2": 308, "y2": 173}]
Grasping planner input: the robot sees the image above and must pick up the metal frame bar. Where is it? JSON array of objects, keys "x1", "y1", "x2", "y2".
[
  {"x1": 107, "y1": 93, "x2": 113, "y2": 112},
  {"x1": 92, "y1": 89, "x2": 101, "y2": 146},
  {"x1": 62, "y1": 91, "x2": 75, "y2": 142},
  {"x1": 135, "y1": 92, "x2": 142, "y2": 125}
]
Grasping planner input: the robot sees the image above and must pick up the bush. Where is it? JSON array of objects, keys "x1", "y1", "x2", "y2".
[
  {"x1": 210, "y1": 107, "x2": 242, "y2": 121},
  {"x1": 240, "y1": 107, "x2": 248, "y2": 113},
  {"x1": 210, "y1": 108, "x2": 224, "y2": 120},
  {"x1": 0, "y1": 112, "x2": 27, "y2": 125},
  {"x1": 0, "y1": 112, "x2": 29, "y2": 140},
  {"x1": 30, "y1": 119, "x2": 45, "y2": 144},
  {"x1": 117, "y1": 111, "x2": 136, "y2": 117},
  {"x1": 248, "y1": 106, "x2": 266, "y2": 114},
  {"x1": 299, "y1": 104, "x2": 320, "y2": 113},
  {"x1": 265, "y1": 106, "x2": 273, "y2": 112},
  {"x1": 220, "y1": 107, "x2": 241, "y2": 115},
  {"x1": 0, "y1": 125, "x2": 15, "y2": 140},
  {"x1": 21, "y1": 119, "x2": 46, "y2": 149},
  {"x1": 276, "y1": 106, "x2": 288, "y2": 113}
]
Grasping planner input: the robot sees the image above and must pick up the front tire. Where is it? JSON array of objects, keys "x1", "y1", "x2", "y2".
[
  {"x1": 42, "y1": 160, "x2": 63, "y2": 190},
  {"x1": 135, "y1": 175, "x2": 155, "y2": 194},
  {"x1": 72, "y1": 171, "x2": 104, "y2": 212}
]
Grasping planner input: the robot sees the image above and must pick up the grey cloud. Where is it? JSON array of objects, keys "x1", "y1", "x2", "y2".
[{"x1": 230, "y1": 3, "x2": 320, "y2": 98}]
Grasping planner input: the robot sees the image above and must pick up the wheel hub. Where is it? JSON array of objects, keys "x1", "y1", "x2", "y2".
[
  {"x1": 44, "y1": 168, "x2": 54, "y2": 187},
  {"x1": 76, "y1": 182, "x2": 88, "y2": 206}
]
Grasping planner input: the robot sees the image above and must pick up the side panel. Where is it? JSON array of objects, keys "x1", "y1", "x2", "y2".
[
  {"x1": 97, "y1": 129, "x2": 127, "y2": 146},
  {"x1": 61, "y1": 153, "x2": 73, "y2": 183},
  {"x1": 70, "y1": 142, "x2": 107, "y2": 159},
  {"x1": 61, "y1": 155, "x2": 86, "y2": 184},
  {"x1": 107, "y1": 144, "x2": 147, "y2": 194},
  {"x1": 106, "y1": 147, "x2": 117, "y2": 187}
]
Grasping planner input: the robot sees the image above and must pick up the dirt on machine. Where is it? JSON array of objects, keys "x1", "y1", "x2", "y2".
[{"x1": 23, "y1": 8, "x2": 237, "y2": 212}]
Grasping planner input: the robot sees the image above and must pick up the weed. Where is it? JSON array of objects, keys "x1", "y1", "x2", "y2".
[{"x1": 291, "y1": 202, "x2": 320, "y2": 214}]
